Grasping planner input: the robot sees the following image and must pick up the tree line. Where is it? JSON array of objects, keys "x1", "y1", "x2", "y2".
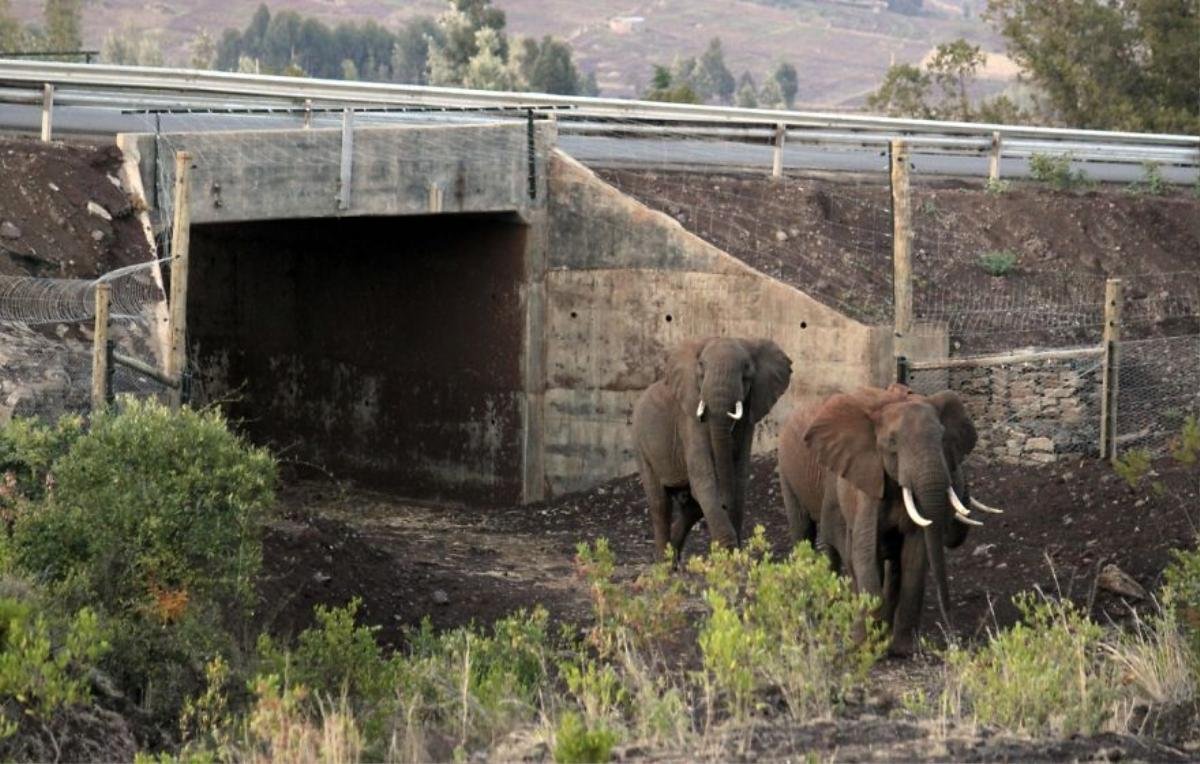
[
  {"x1": 866, "y1": 0, "x2": 1198, "y2": 133},
  {"x1": 643, "y1": 37, "x2": 800, "y2": 109},
  {"x1": 0, "y1": 0, "x2": 84, "y2": 56}
]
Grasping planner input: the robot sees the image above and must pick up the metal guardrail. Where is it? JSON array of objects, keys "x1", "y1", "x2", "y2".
[{"x1": 0, "y1": 59, "x2": 1196, "y2": 169}]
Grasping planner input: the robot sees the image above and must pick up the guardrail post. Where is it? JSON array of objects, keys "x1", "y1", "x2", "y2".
[
  {"x1": 166, "y1": 151, "x2": 192, "y2": 409},
  {"x1": 428, "y1": 183, "x2": 443, "y2": 213},
  {"x1": 988, "y1": 131, "x2": 1002, "y2": 181},
  {"x1": 337, "y1": 108, "x2": 353, "y2": 210},
  {"x1": 91, "y1": 281, "x2": 111, "y2": 411},
  {"x1": 303, "y1": 99, "x2": 313, "y2": 129},
  {"x1": 40, "y1": 83, "x2": 54, "y2": 142},
  {"x1": 1099, "y1": 278, "x2": 1122, "y2": 461},
  {"x1": 771, "y1": 123, "x2": 786, "y2": 180},
  {"x1": 890, "y1": 139, "x2": 913, "y2": 358}
]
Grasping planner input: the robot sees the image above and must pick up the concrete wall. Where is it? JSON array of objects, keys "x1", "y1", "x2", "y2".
[
  {"x1": 188, "y1": 213, "x2": 530, "y2": 505},
  {"x1": 123, "y1": 122, "x2": 546, "y2": 225},
  {"x1": 535, "y1": 152, "x2": 897, "y2": 496}
]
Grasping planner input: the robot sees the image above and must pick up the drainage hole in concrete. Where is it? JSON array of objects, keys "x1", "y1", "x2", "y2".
[
  {"x1": 665, "y1": 314, "x2": 673, "y2": 322},
  {"x1": 570, "y1": 311, "x2": 578, "y2": 318},
  {"x1": 800, "y1": 321, "x2": 807, "y2": 329}
]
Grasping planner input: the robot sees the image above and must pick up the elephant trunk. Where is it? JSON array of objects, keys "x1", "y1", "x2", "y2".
[
  {"x1": 913, "y1": 472, "x2": 954, "y2": 634},
  {"x1": 702, "y1": 371, "x2": 742, "y2": 547},
  {"x1": 708, "y1": 418, "x2": 739, "y2": 545}
]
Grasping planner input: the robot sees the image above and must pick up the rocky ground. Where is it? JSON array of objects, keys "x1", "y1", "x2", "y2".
[{"x1": 0, "y1": 137, "x2": 163, "y2": 421}]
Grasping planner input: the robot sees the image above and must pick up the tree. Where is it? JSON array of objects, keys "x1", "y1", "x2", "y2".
[
  {"x1": 927, "y1": 38, "x2": 986, "y2": 120},
  {"x1": 189, "y1": 29, "x2": 216, "y2": 70},
  {"x1": 865, "y1": 63, "x2": 933, "y2": 118},
  {"x1": 428, "y1": 0, "x2": 507, "y2": 86},
  {"x1": 758, "y1": 77, "x2": 786, "y2": 109},
  {"x1": 391, "y1": 16, "x2": 440, "y2": 84},
  {"x1": 695, "y1": 37, "x2": 735, "y2": 103},
  {"x1": 642, "y1": 65, "x2": 700, "y2": 103},
  {"x1": 986, "y1": 0, "x2": 1199, "y2": 132},
  {"x1": 462, "y1": 27, "x2": 511, "y2": 90},
  {"x1": 43, "y1": 0, "x2": 81, "y2": 53},
  {"x1": 772, "y1": 61, "x2": 798, "y2": 108},
  {"x1": 0, "y1": 0, "x2": 26, "y2": 52},
  {"x1": 580, "y1": 70, "x2": 600, "y2": 96},
  {"x1": 528, "y1": 36, "x2": 580, "y2": 94},
  {"x1": 735, "y1": 71, "x2": 758, "y2": 107},
  {"x1": 101, "y1": 26, "x2": 164, "y2": 66}
]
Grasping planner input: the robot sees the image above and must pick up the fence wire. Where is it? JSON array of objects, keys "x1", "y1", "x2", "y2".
[{"x1": 1115, "y1": 335, "x2": 1200, "y2": 456}]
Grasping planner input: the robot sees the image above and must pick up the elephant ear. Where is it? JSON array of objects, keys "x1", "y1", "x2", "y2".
[
  {"x1": 665, "y1": 338, "x2": 709, "y2": 416},
  {"x1": 926, "y1": 390, "x2": 977, "y2": 467},
  {"x1": 748, "y1": 339, "x2": 793, "y2": 421},
  {"x1": 802, "y1": 392, "x2": 884, "y2": 499}
]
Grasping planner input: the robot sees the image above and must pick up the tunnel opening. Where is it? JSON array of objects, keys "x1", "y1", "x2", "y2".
[{"x1": 188, "y1": 213, "x2": 528, "y2": 505}]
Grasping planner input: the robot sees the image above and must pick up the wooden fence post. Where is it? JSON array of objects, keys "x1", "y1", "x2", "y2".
[
  {"x1": 337, "y1": 108, "x2": 354, "y2": 210},
  {"x1": 91, "y1": 282, "x2": 111, "y2": 411},
  {"x1": 1099, "y1": 278, "x2": 1123, "y2": 460},
  {"x1": 771, "y1": 123, "x2": 786, "y2": 180},
  {"x1": 890, "y1": 139, "x2": 913, "y2": 376},
  {"x1": 166, "y1": 151, "x2": 192, "y2": 409},
  {"x1": 40, "y1": 83, "x2": 54, "y2": 142},
  {"x1": 988, "y1": 131, "x2": 1002, "y2": 182}
]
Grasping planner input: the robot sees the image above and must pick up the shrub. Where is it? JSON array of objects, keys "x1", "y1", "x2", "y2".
[
  {"x1": 4, "y1": 400, "x2": 276, "y2": 723},
  {"x1": 1112, "y1": 447, "x2": 1152, "y2": 489},
  {"x1": 1163, "y1": 544, "x2": 1200, "y2": 667},
  {"x1": 239, "y1": 675, "x2": 363, "y2": 764},
  {"x1": 979, "y1": 249, "x2": 1018, "y2": 277},
  {"x1": 941, "y1": 593, "x2": 1117, "y2": 736},
  {"x1": 0, "y1": 415, "x2": 85, "y2": 503},
  {"x1": 688, "y1": 528, "x2": 884, "y2": 722},
  {"x1": 1169, "y1": 415, "x2": 1200, "y2": 465},
  {"x1": 553, "y1": 711, "x2": 617, "y2": 764},
  {"x1": 1130, "y1": 161, "x2": 1166, "y2": 196},
  {"x1": 1029, "y1": 152, "x2": 1090, "y2": 190},
  {"x1": 984, "y1": 177, "x2": 1011, "y2": 194}
]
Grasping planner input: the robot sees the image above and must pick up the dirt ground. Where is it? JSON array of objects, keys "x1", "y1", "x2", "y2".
[
  {"x1": 596, "y1": 169, "x2": 1200, "y2": 351},
  {"x1": 259, "y1": 451, "x2": 1199, "y2": 759}
]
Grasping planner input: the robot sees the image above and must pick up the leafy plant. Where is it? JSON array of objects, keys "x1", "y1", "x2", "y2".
[
  {"x1": 1029, "y1": 152, "x2": 1090, "y2": 190},
  {"x1": 553, "y1": 711, "x2": 618, "y2": 764},
  {"x1": 984, "y1": 177, "x2": 1011, "y2": 194},
  {"x1": 979, "y1": 249, "x2": 1018, "y2": 277},
  {"x1": 1169, "y1": 415, "x2": 1200, "y2": 465},
  {"x1": 1163, "y1": 544, "x2": 1200, "y2": 667},
  {"x1": 1113, "y1": 447, "x2": 1153, "y2": 489},
  {"x1": 941, "y1": 592, "x2": 1117, "y2": 736},
  {"x1": 1130, "y1": 161, "x2": 1166, "y2": 196},
  {"x1": 688, "y1": 528, "x2": 885, "y2": 721}
]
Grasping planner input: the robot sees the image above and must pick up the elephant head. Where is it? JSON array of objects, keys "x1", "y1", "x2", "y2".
[
  {"x1": 665, "y1": 336, "x2": 792, "y2": 544},
  {"x1": 802, "y1": 385, "x2": 999, "y2": 632}
]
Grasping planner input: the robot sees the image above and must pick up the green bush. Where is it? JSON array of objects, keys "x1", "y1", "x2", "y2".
[
  {"x1": 1129, "y1": 161, "x2": 1166, "y2": 196},
  {"x1": 0, "y1": 594, "x2": 108, "y2": 733},
  {"x1": 979, "y1": 249, "x2": 1018, "y2": 277},
  {"x1": 2, "y1": 399, "x2": 276, "y2": 724},
  {"x1": 984, "y1": 177, "x2": 1011, "y2": 194},
  {"x1": 1170, "y1": 415, "x2": 1200, "y2": 465},
  {"x1": 1164, "y1": 544, "x2": 1200, "y2": 668},
  {"x1": 0, "y1": 415, "x2": 85, "y2": 504},
  {"x1": 688, "y1": 528, "x2": 884, "y2": 721},
  {"x1": 554, "y1": 711, "x2": 617, "y2": 764},
  {"x1": 1029, "y1": 152, "x2": 1090, "y2": 190},
  {"x1": 1113, "y1": 447, "x2": 1153, "y2": 489},
  {"x1": 941, "y1": 593, "x2": 1117, "y2": 736}
]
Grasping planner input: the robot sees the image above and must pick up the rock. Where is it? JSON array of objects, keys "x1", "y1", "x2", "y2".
[
  {"x1": 47, "y1": 182, "x2": 59, "y2": 192},
  {"x1": 432, "y1": 589, "x2": 450, "y2": 606},
  {"x1": 972, "y1": 543, "x2": 996, "y2": 557},
  {"x1": 0, "y1": 221, "x2": 20, "y2": 239},
  {"x1": 91, "y1": 230, "x2": 105, "y2": 242},
  {"x1": 1098, "y1": 564, "x2": 1148, "y2": 600},
  {"x1": 312, "y1": 571, "x2": 332, "y2": 584},
  {"x1": 774, "y1": 229, "x2": 788, "y2": 242},
  {"x1": 87, "y1": 201, "x2": 112, "y2": 221}
]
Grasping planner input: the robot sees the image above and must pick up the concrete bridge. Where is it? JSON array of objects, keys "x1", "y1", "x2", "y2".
[{"x1": 120, "y1": 119, "x2": 920, "y2": 505}]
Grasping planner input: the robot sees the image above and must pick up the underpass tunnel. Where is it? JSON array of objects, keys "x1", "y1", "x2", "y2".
[{"x1": 187, "y1": 213, "x2": 529, "y2": 505}]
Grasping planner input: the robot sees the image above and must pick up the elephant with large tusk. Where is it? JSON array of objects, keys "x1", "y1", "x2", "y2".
[
  {"x1": 634, "y1": 337, "x2": 793, "y2": 563},
  {"x1": 777, "y1": 383, "x2": 1003, "y2": 656}
]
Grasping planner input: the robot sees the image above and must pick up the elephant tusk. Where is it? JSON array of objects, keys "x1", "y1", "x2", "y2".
[
  {"x1": 728, "y1": 400, "x2": 744, "y2": 420},
  {"x1": 954, "y1": 512, "x2": 984, "y2": 527},
  {"x1": 948, "y1": 487, "x2": 971, "y2": 516},
  {"x1": 970, "y1": 497, "x2": 1004, "y2": 514},
  {"x1": 902, "y1": 487, "x2": 932, "y2": 528},
  {"x1": 696, "y1": 400, "x2": 706, "y2": 420}
]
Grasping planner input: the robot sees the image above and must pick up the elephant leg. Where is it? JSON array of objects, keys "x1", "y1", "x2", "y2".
[
  {"x1": 638, "y1": 454, "x2": 672, "y2": 562},
  {"x1": 890, "y1": 532, "x2": 929, "y2": 657},
  {"x1": 669, "y1": 494, "x2": 704, "y2": 564},
  {"x1": 881, "y1": 557, "x2": 902, "y2": 630},
  {"x1": 818, "y1": 482, "x2": 845, "y2": 574},
  {"x1": 848, "y1": 499, "x2": 883, "y2": 601},
  {"x1": 780, "y1": 473, "x2": 813, "y2": 549}
]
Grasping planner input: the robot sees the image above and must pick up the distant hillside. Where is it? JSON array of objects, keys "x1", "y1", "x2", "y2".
[{"x1": 9, "y1": 0, "x2": 1010, "y2": 106}]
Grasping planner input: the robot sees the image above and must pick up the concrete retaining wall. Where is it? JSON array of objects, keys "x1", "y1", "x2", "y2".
[{"x1": 536, "y1": 152, "x2": 899, "y2": 496}]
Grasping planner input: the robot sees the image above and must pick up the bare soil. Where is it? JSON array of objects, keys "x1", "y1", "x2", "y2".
[
  {"x1": 596, "y1": 169, "x2": 1200, "y2": 351},
  {"x1": 259, "y1": 452, "x2": 1199, "y2": 759}
]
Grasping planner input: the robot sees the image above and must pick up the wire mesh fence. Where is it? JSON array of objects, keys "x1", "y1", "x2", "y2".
[{"x1": 1114, "y1": 335, "x2": 1200, "y2": 457}]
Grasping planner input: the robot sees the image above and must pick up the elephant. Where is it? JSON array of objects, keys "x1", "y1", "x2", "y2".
[
  {"x1": 633, "y1": 337, "x2": 793, "y2": 562},
  {"x1": 777, "y1": 383, "x2": 1003, "y2": 656}
]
